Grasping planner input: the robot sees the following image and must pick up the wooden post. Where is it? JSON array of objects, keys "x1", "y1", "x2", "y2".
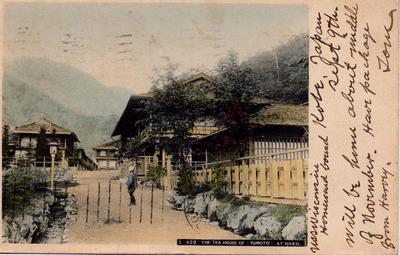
[
  {"x1": 107, "y1": 180, "x2": 111, "y2": 223},
  {"x1": 76, "y1": 203, "x2": 79, "y2": 222},
  {"x1": 12, "y1": 176, "x2": 16, "y2": 220},
  {"x1": 139, "y1": 184, "x2": 143, "y2": 223},
  {"x1": 50, "y1": 154, "x2": 56, "y2": 191},
  {"x1": 205, "y1": 148, "x2": 208, "y2": 169},
  {"x1": 42, "y1": 181, "x2": 46, "y2": 220},
  {"x1": 85, "y1": 186, "x2": 89, "y2": 223},
  {"x1": 129, "y1": 204, "x2": 132, "y2": 224},
  {"x1": 22, "y1": 186, "x2": 26, "y2": 221},
  {"x1": 150, "y1": 183, "x2": 154, "y2": 224},
  {"x1": 118, "y1": 183, "x2": 122, "y2": 223},
  {"x1": 161, "y1": 178, "x2": 165, "y2": 222},
  {"x1": 97, "y1": 182, "x2": 100, "y2": 222}
]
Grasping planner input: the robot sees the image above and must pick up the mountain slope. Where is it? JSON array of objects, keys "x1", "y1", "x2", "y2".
[
  {"x1": 5, "y1": 58, "x2": 132, "y2": 116},
  {"x1": 243, "y1": 33, "x2": 308, "y2": 104},
  {"x1": 3, "y1": 74, "x2": 120, "y2": 155}
]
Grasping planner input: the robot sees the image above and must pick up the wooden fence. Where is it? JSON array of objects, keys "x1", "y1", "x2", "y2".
[{"x1": 192, "y1": 148, "x2": 309, "y2": 205}]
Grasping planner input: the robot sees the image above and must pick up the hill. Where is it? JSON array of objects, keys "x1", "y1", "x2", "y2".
[
  {"x1": 243, "y1": 33, "x2": 308, "y2": 104},
  {"x1": 5, "y1": 58, "x2": 132, "y2": 116},
  {"x1": 3, "y1": 58, "x2": 132, "y2": 156}
]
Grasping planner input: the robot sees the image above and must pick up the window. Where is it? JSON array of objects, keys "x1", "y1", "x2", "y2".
[
  {"x1": 100, "y1": 150, "x2": 106, "y2": 156},
  {"x1": 278, "y1": 167, "x2": 284, "y2": 181}
]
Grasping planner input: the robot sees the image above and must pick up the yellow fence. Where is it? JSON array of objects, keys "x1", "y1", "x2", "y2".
[{"x1": 193, "y1": 159, "x2": 308, "y2": 205}]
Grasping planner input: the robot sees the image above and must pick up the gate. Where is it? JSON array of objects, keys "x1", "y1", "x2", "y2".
[{"x1": 74, "y1": 180, "x2": 166, "y2": 225}]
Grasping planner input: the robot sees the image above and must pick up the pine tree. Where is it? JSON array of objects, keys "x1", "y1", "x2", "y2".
[
  {"x1": 2, "y1": 125, "x2": 10, "y2": 169},
  {"x1": 36, "y1": 128, "x2": 48, "y2": 159}
]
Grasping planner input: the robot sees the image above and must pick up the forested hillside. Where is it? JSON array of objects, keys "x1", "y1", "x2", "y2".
[{"x1": 243, "y1": 33, "x2": 308, "y2": 104}]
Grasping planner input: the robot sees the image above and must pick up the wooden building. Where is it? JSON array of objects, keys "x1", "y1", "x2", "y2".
[
  {"x1": 111, "y1": 72, "x2": 308, "y2": 205},
  {"x1": 111, "y1": 72, "x2": 222, "y2": 180},
  {"x1": 9, "y1": 117, "x2": 96, "y2": 170},
  {"x1": 93, "y1": 141, "x2": 119, "y2": 170},
  {"x1": 192, "y1": 103, "x2": 308, "y2": 205}
]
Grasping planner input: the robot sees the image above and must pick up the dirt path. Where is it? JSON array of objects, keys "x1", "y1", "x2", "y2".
[{"x1": 66, "y1": 170, "x2": 241, "y2": 244}]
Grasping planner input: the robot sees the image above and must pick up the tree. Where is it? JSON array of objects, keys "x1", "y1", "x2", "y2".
[
  {"x1": 36, "y1": 128, "x2": 47, "y2": 159},
  {"x1": 243, "y1": 33, "x2": 308, "y2": 104},
  {"x1": 147, "y1": 165, "x2": 166, "y2": 188},
  {"x1": 211, "y1": 50, "x2": 262, "y2": 128},
  {"x1": 149, "y1": 63, "x2": 209, "y2": 195},
  {"x1": 2, "y1": 125, "x2": 11, "y2": 169},
  {"x1": 208, "y1": 51, "x2": 263, "y2": 158},
  {"x1": 149, "y1": 52, "x2": 263, "y2": 194}
]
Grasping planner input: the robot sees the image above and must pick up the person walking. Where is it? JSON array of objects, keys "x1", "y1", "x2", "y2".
[{"x1": 127, "y1": 166, "x2": 138, "y2": 205}]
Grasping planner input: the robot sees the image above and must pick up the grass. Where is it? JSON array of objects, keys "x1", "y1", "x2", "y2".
[
  {"x1": 219, "y1": 193, "x2": 251, "y2": 208},
  {"x1": 271, "y1": 204, "x2": 305, "y2": 227}
]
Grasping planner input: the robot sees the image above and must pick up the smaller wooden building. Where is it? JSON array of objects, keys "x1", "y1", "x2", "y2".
[
  {"x1": 92, "y1": 141, "x2": 119, "y2": 170},
  {"x1": 9, "y1": 117, "x2": 96, "y2": 170}
]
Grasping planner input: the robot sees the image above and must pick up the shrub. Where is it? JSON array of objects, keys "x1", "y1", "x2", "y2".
[
  {"x1": 219, "y1": 193, "x2": 251, "y2": 208},
  {"x1": 176, "y1": 165, "x2": 195, "y2": 196},
  {"x1": 147, "y1": 165, "x2": 166, "y2": 188},
  {"x1": 2, "y1": 167, "x2": 48, "y2": 218},
  {"x1": 210, "y1": 164, "x2": 227, "y2": 198}
]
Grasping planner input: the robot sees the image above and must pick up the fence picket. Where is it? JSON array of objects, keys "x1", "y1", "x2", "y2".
[
  {"x1": 86, "y1": 186, "x2": 89, "y2": 223},
  {"x1": 97, "y1": 182, "x2": 100, "y2": 222},
  {"x1": 139, "y1": 184, "x2": 143, "y2": 223},
  {"x1": 118, "y1": 183, "x2": 122, "y2": 223},
  {"x1": 107, "y1": 180, "x2": 111, "y2": 223},
  {"x1": 150, "y1": 183, "x2": 154, "y2": 224}
]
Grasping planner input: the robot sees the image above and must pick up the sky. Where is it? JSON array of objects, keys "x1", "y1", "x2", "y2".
[{"x1": 4, "y1": 3, "x2": 307, "y2": 94}]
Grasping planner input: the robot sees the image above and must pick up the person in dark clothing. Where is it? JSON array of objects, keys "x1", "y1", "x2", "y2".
[{"x1": 127, "y1": 167, "x2": 138, "y2": 205}]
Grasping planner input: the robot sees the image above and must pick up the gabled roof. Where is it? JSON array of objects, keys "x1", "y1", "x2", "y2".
[
  {"x1": 14, "y1": 118, "x2": 80, "y2": 142},
  {"x1": 249, "y1": 103, "x2": 308, "y2": 126},
  {"x1": 93, "y1": 140, "x2": 120, "y2": 150},
  {"x1": 195, "y1": 102, "x2": 308, "y2": 144},
  {"x1": 111, "y1": 95, "x2": 150, "y2": 137},
  {"x1": 112, "y1": 72, "x2": 216, "y2": 138},
  {"x1": 180, "y1": 72, "x2": 215, "y2": 85},
  {"x1": 15, "y1": 118, "x2": 71, "y2": 133}
]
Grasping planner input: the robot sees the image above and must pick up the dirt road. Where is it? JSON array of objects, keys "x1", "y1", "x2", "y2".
[{"x1": 66, "y1": 170, "x2": 241, "y2": 244}]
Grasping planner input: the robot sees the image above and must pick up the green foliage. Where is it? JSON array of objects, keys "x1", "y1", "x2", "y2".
[
  {"x1": 36, "y1": 128, "x2": 47, "y2": 158},
  {"x1": 176, "y1": 165, "x2": 195, "y2": 196},
  {"x1": 244, "y1": 33, "x2": 308, "y2": 104},
  {"x1": 194, "y1": 183, "x2": 211, "y2": 195},
  {"x1": 210, "y1": 164, "x2": 227, "y2": 198},
  {"x1": 271, "y1": 204, "x2": 305, "y2": 227},
  {"x1": 150, "y1": 64, "x2": 210, "y2": 194},
  {"x1": 219, "y1": 193, "x2": 251, "y2": 208},
  {"x1": 147, "y1": 165, "x2": 166, "y2": 187},
  {"x1": 2, "y1": 167, "x2": 47, "y2": 218},
  {"x1": 211, "y1": 51, "x2": 263, "y2": 128}
]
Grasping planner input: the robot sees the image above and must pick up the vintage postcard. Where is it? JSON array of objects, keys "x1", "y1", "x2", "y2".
[{"x1": 0, "y1": 0, "x2": 398, "y2": 254}]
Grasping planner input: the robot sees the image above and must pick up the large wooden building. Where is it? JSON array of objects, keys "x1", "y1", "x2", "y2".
[{"x1": 111, "y1": 72, "x2": 308, "y2": 205}]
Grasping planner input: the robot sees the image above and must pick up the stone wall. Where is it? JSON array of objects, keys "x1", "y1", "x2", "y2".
[
  {"x1": 169, "y1": 191, "x2": 307, "y2": 240},
  {"x1": 2, "y1": 193, "x2": 78, "y2": 243}
]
